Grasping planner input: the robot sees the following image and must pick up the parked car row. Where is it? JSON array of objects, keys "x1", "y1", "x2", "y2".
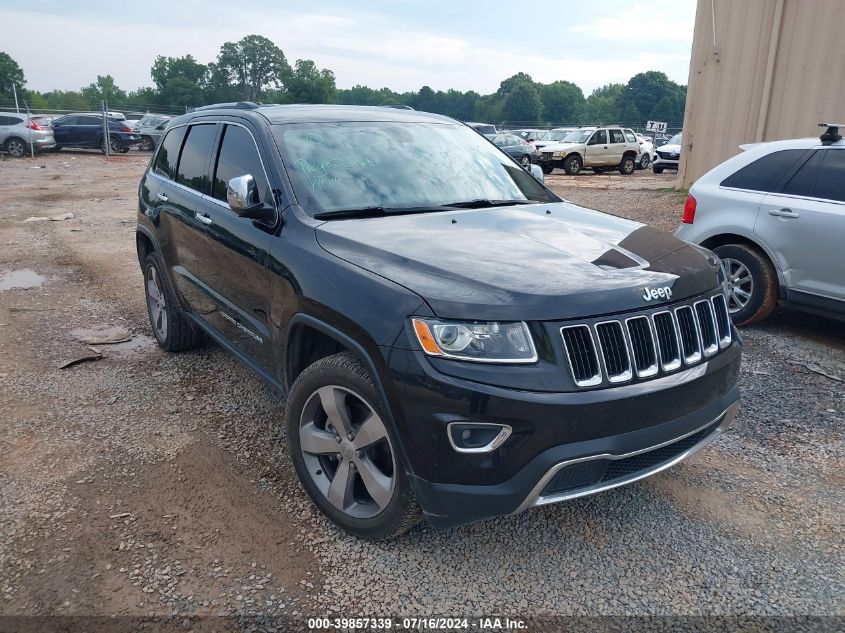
[{"x1": 0, "y1": 110, "x2": 172, "y2": 157}]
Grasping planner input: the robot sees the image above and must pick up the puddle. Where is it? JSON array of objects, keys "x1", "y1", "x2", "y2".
[
  {"x1": 103, "y1": 333, "x2": 158, "y2": 355},
  {"x1": 0, "y1": 269, "x2": 46, "y2": 291}
]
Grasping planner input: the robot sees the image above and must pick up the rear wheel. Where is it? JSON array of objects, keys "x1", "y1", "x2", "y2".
[
  {"x1": 713, "y1": 244, "x2": 778, "y2": 326},
  {"x1": 100, "y1": 137, "x2": 120, "y2": 155},
  {"x1": 619, "y1": 156, "x2": 636, "y2": 175},
  {"x1": 639, "y1": 154, "x2": 651, "y2": 169},
  {"x1": 140, "y1": 136, "x2": 155, "y2": 152},
  {"x1": 563, "y1": 154, "x2": 582, "y2": 175},
  {"x1": 143, "y1": 253, "x2": 203, "y2": 351},
  {"x1": 5, "y1": 137, "x2": 27, "y2": 158},
  {"x1": 287, "y1": 352, "x2": 421, "y2": 540}
]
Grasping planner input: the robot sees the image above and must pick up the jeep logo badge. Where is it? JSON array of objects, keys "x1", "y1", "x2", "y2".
[{"x1": 642, "y1": 286, "x2": 672, "y2": 301}]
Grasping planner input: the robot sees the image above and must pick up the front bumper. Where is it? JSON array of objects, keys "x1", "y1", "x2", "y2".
[{"x1": 386, "y1": 340, "x2": 741, "y2": 529}]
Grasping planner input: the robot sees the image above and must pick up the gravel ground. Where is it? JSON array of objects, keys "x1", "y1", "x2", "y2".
[{"x1": 0, "y1": 154, "x2": 843, "y2": 630}]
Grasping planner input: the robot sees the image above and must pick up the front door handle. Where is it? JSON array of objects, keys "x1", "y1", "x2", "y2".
[
  {"x1": 768, "y1": 208, "x2": 799, "y2": 218},
  {"x1": 156, "y1": 192, "x2": 168, "y2": 202},
  {"x1": 195, "y1": 212, "x2": 213, "y2": 226}
]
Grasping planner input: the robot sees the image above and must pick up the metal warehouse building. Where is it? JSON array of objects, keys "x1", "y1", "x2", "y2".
[{"x1": 678, "y1": 0, "x2": 845, "y2": 188}]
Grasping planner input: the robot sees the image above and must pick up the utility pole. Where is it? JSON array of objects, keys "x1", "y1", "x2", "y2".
[
  {"x1": 102, "y1": 100, "x2": 110, "y2": 157},
  {"x1": 12, "y1": 83, "x2": 20, "y2": 113}
]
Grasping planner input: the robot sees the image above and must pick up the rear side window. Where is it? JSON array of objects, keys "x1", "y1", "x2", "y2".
[
  {"x1": 779, "y1": 151, "x2": 822, "y2": 198},
  {"x1": 811, "y1": 150, "x2": 845, "y2": 202},
  {"x1": 624, "y1": 130, "x2": 637, "y2": 143},
  {"x1": 78, "y1": 116, "x2": 101, "y2": 125},
  {"x1": 609, "y1": 129, "x2": 625, "y2": 143},
  {"x1": 212, "y1": 124, "x2": 270, "y2": 203},
  {"x1": 176, "y1": 124, "x2": 217, "y2": 193},
  {"x1": 153, "y1": 126, "x2": 187, "y2": 180},
  {"x1": 720, "y1": 149, "x2": 806, "y2": 192},
  {"x1": 0, "y1": 115, "x2": 23, "y2": 125}
]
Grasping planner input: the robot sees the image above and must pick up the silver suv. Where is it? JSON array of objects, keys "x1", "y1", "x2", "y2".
[
  {"x1": 537, "y1": 126, "x2": 640, "y2": 175},
  {"x1": 675, "y1": 124, "x2": 845, "y2": 325},
  {"x1": 0, "y1": 112, "x2": 55, "y2": 157}
]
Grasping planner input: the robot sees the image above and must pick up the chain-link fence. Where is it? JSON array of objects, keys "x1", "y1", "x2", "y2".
[{"x1": 0, "y1": 96, "x2": 187, "y2": 159}]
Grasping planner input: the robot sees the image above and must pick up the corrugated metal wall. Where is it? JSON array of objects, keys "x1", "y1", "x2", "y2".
[{"x1": 678, "y1": 0, "x2": 845, "y2": 188}]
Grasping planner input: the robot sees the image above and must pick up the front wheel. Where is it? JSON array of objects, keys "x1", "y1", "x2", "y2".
[
  {"x1": 287, "y1": 352, "x2": 421, "y2": 540},
  {"x1": 713, "y1": 244, "x2": 778, "y2": 326},
  {"x1": 619, "y1": 156, "x2": 636, "y2": 175},
  {"x1": 563, "y1": 154, "x2": 582, "y2": 175}
]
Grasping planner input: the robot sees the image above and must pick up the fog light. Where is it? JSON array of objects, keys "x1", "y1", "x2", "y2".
[{"x1": 447, "y1": 422, "x2": 512, "y2": 453}]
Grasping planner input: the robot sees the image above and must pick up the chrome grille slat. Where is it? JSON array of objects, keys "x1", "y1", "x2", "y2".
[
  {"x1": 595, "y1": 321, "x2": 632, "y2": 383},
  {"x1": 560, "y1": 294, "x2": 732, "y2": 388}
]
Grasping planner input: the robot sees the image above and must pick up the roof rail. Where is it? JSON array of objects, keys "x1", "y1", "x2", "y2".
[
  {"x1": 819, "y1": 123, "x2": 844, "y2": 144},
  {"x1": 189, "y1": 102, "x2": 260, "y2": 113}
]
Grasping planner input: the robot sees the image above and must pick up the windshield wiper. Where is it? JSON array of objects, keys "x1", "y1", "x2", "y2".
[
  {"x1": 438, "y1": 199, "x2": 535, "y2": 209},
  {"x1": 314, "y1": 205, "x2": 453, "y2": 220}
]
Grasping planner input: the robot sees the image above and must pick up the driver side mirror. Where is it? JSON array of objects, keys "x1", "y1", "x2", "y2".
[
  {"x1": 155, "y1": 123, "x2": 166, "y2": 130},
  {"x1": 227, "y1": 175, "x2": 275, "y2": 221}
]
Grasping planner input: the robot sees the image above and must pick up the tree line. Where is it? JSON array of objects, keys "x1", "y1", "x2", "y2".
[{"x1": 0, "y1": 36, "x2": 686, "y2": 126}]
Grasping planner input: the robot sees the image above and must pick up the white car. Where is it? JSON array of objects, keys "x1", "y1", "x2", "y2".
[
  {"x1": 635, "y1": 133, "x2": 655, "y2": 170},
  {"x1": 534, "y1": 127, "x2": 576, "y2": 151},
  {"x1": 537, "y1": 126, "x2": 641, "y2": 175},
  {"x1": 653, "y1": 132, "x2": 682, "y2": 173},
  {"x1": 675, "y1": 124, "x2": 845, "y2": 325}
]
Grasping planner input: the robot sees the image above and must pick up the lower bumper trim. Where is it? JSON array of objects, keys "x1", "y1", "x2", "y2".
[{"x1": 513, "y1": 401, "x2": 738, "y2": 513}]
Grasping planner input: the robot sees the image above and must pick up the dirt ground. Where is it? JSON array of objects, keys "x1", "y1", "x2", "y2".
[{"x1": 1, "y1": 153, "x2": 843, "y2": 630}]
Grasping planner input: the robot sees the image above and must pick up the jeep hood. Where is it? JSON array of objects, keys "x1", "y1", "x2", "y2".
[
  {"x1": 540, "y1": 142, "x2": 581, "y2": 153},
  {"x1": 315, "y1": 202, "x2": 720, "y2": 321}
]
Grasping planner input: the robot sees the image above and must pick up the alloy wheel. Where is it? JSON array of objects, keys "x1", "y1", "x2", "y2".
[
  {"x1": 521, "y1": 155, "x2": 530, "y2": 167},
  {"x1": 722, "y1": 258, "x2": 754, "y2": 313},
  {"x1": 299, "y1": 385, "x2": 396, "y2": 519},
  {"x1": 146, "y1": 265, "x2": 168, "y2": 339},
  {"x1": 7, "y1": 139, "x2": 25, "y2": 158}
]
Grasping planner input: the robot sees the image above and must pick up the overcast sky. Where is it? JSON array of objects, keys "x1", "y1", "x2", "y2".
[{"x1": 1, "y1": 0, "x2": 696, "y2": 95}]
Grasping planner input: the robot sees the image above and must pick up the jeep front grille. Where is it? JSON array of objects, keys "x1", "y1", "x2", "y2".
[{"x1": 559, "y1": 294, "x2": 731, "y2": 388}]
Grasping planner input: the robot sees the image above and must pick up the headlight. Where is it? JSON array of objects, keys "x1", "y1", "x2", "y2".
[
  {"x1": 553, "y1": 151, "x2": 564, "y2": 157},
  {"x1": 411, "y1": 318, "x2": 537, "y2": 363}
]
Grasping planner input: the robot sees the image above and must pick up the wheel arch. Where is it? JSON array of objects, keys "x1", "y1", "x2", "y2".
[
  {"x1": 284, "y1": 312, "x2": 417, "y2": 477},
  {"x1": 700, "y1": 232, "x2": 785, "y2": 291},
  {"x1": 622, "y1": 149, "x2": 638, "y2": 159},
  {"x1": 564, "y1": 151, "x2": 583, "y2": 162}
]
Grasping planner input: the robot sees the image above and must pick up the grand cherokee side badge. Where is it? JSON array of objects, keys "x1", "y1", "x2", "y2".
[{"x1": 642, "y1": 286, "x2": 672, "y2": 301}]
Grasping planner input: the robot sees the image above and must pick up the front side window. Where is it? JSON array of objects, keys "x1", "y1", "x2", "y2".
[
  {"x1": 721, "y1": 149, "x2": 807, "y2": 193},
  {"x1": 212, "y1": 124, "x2": 271, "y2": 203},
  {"x1": 176, "y1": 124, "x2": 218, "y2": 193},
  {"x1": 590, "y1": 130, "x2": 607, "y2": 145},
  {"x1": 153, "y1": 126, "x2": 187, "y2": 180},
  {"x1": 272, "y1": 121, "x2": 555, "y2": 215}
]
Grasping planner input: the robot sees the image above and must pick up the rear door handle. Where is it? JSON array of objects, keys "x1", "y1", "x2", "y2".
[
  {"x1": 768, "y1": 208, "x2": 799, "y2": 218},
  {"x1": 156, "y1": 192, "x2": 168, "y2": 202},
  {"x1": 195, "y1": 212, "x2": 213, "y2": 226}
]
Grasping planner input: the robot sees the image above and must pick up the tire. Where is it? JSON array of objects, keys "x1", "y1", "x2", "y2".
[
  {"x1": 99, "y1": 137, "x2": 120, "y2": 155},
  {"x1": 140, "y1": 136, "x2": 155, "y2": 152},
  {"x1": 653, "y1": 165, "x2": 664, "y2": 174},
  {"x1": 619, "y1": 156, "x2": 636, "y2": 175},
  {"x1": 5, "y1": 137, "x2": 27, "y2": 158},
  {"x1": 143, "y1": 253, "x2": 203, "y2": 351},
  {"x1": 639, "y1": 154, "x2": 651, "y2": 169},
  {"x1": 541, "y1": 164, "x2": 553, "y2": 175},
  {"x1": 520, "y1": 155, "x2": 531, "y2": 167},
  {"x1": 287, "y1": 352, "x2": 421, "y2": 540},
  {"x1": 713, "y1": 244, "x2": 778, "y2": 326},
  {"x1": 563, "y1": 154, "x2": 582, "y2": 175}
]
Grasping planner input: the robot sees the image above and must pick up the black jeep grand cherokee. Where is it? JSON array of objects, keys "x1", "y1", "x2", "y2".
[{"x1": 137, "y1": 103, "x2": 741, "y2": 540}]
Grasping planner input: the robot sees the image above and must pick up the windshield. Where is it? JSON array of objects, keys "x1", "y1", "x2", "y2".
[
  {"x1": 562, "y1": 129, "x2": 593, "y2": 143},
  {"x1": 667, "y1": 133, "x2": 682, "y2": 145},
  {"x1": 547, "y1": 130, "x2": 571, "y2": 141},
  {"x1": 272, "y1": 121, "x2": 555, "y2": 214}
]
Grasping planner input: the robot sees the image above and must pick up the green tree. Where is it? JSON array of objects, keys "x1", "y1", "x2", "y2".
[
  {"x1": 412, "y1": 85, "x2": 438, "y2": 112},
  {"x1": 215, "y1": 35, "x2": 290, "y2": 101},
  {"x1": 617, "y1": 98, "x2": 641, "y2": 125},
  {"x1": 496, "y1": 72, "x2": 534, "y2": 99},
  {"x1": 539, "y1": 80, "x2": 585, "y2": 123},
  {"x1": 649, "y1": 95, "x2": 675, "y2": 122},
  {"x1": 282, "y1": 59, "x2": 335, "y2": 103},
  {"x1": 623, "y1": 71, "x2": 681, "y2": 125},
  {"x1": 150, "y1": 54, "x2": 208, "y2": 107},
  {"x1": 81, "y1": 75, "x2": 127, "y2": 107},
  {"x1": 503, "y1": 82, "x2": 542, "y2": 124},
  {"x1": 0, "y1": 51, "x2": 25, "y2": 98},
  {"x1": 584, "y1": 83, "x2": 624, "y2": 123}
]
